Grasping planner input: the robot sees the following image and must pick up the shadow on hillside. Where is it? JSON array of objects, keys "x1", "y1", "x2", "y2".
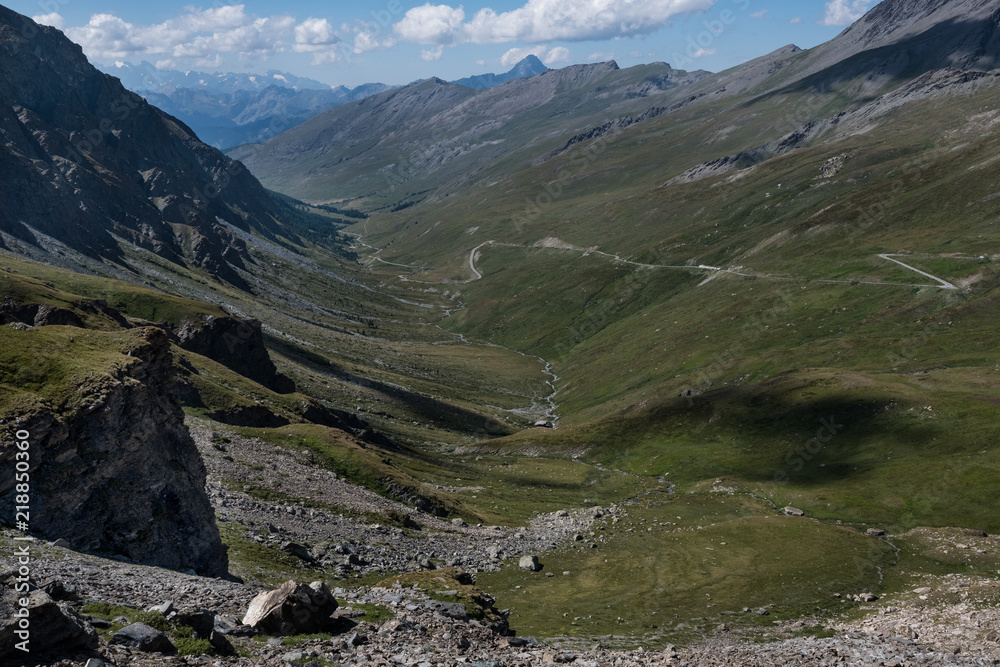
[{"x1": 603, "y1": 374, "x2": 948, "y2": 487}]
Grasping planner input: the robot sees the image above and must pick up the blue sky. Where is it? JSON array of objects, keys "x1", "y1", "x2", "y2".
[{"x1": 10, "y1": 0, "x2": 882, "y2": 86}]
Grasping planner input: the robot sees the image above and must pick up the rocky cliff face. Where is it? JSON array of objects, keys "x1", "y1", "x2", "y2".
[
  {"x1": 0, "y1": 327, "x2": 228, "y2": 576},
  {"x1": 0, "y1": 6, "x2": 313, "y2": 282}
]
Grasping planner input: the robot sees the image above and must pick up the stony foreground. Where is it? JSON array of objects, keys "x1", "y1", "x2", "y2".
[{"x1": 3, "y1": 532, "x2": 1000, "y2": 667}]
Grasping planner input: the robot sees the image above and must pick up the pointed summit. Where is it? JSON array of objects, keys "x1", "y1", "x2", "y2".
[
  {"x1": 452, "y1": 55, "x2": 549, "y2": 89},
  {"x1": 508, "y1": 54, "x2": 549, "y2": 78}
]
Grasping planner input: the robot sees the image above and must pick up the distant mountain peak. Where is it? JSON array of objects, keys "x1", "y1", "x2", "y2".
[
  {"x1": 509, "y1": 54, "x2": 546, "y2": 75},
  {"x1": 452, "y1": 55, "x2": 549, "y2": 89}
]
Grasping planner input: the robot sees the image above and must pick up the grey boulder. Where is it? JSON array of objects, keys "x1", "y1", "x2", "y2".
[{"x1": 111, "y1": 622, "x2": 176, "y2": 653}]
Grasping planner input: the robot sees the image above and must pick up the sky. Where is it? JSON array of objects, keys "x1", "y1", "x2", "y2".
[{"x1": 8, "y1": 0, "x2": 884, "y2": 87}]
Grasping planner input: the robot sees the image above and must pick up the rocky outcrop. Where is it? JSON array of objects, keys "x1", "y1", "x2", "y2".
[
  {"x1": 0, "y1": 327, "x2": 228, "y2": 576},
  {"x1": 0, "y1": 299, "x2": 84, "y2": 327},
  {"x1": 172, "y1": 315, "x2": 294, "y2": 393}
]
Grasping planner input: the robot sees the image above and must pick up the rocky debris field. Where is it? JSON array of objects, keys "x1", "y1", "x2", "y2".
[
  {"x1": 2, "y1": 535, "x2": 1000, "y2": 666},
  {"x1": 190, "y1": 420, "x2": 605, "y2": 578}
]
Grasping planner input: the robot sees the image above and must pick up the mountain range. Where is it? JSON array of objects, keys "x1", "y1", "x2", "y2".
[
  {"x1": 2, "y1": 0, "x2": 1000, "y2": 661},
  {"x1": 100, "y1": 56, "x2": 552, "y2": 149}
]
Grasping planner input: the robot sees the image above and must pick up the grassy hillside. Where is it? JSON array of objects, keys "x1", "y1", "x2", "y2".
[{"x1": 293, "y1": 48, "x2": 1000, "y2": 644}]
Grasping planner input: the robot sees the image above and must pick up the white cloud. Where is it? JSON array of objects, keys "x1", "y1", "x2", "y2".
[
  {"x1": 32, "y1": 12, "x2": 65, "y2": 29},
  {"x1": 546, "y1": 46, "x2": 570, "y2": 63},
  {"x1": 749, "y1": 10, "x2": 768, "y2": 19},
  {"x1": 293, "y1": 17, "x2": 342, "y2": 64},
  {"x1": 395, "y1": 4, "x2": 467, "y2": 45},
  {"x1": 62, "y1": 5, "x2": 305, "y2": 65},
  {"x1": 690, "y1": 47, "x2": 715, "y2": 57},
  {"x1": 790, "y1": 16, "x2": 802, "y2": 24},
  {"x1": 294, "y1": 17, "x2": 337, "y2": 48},
  {"x1": 154, "y1": 59, "x2": 176, "y2": 70},
  {"x1": 352, "y1": 28, "x2": 397, "y2": 54},
  {"x1": 395, "y1": 0, "x2": 714, "y2": 46},
  {"x1": 421, "y1": 45, "x2": 445, "y2": 61},
  {"x1": 821, "y1": 0, "x2": 873, "y2": 26},
  {"x1": 194, "y1": 54, "x2": 224, "y2": 69}
]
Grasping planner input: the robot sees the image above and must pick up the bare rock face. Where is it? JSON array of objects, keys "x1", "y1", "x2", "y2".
[
  {"x1": 0, "y1": 327, "x2": 228, "y2": 576},
  {"x1": 242, "y1": 580, "x2": 338, "y2": 635}
]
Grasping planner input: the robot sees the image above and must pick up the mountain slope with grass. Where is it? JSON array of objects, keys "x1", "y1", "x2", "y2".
[
  {"x1": 230, "y1": 0, "x2": 1000, "y2": 638},
  {"x1": 228, "y1": 59, "x2": 711, "y2": 206}
]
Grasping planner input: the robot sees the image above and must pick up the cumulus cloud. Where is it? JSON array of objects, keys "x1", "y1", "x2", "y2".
[
  {"x1": 293, "y1": 17, "x2": 343, "y2": 64},
  {"x1": 294, "y1": 17, "x2": 337, "y2": 48},
  {"x1": 546, "y1": 46, "x2": 570, "y2": 63},
  {"x1": 32, "y1": 12, "x2": 65, "y2": 29},
  {"x1": 60, "y1": 4, "x2": 329, "y2": 65},
  {"x1": 749, "y1": 10, "x2": 768, "y2": 19},
  {"x1": 821, "y1": 0, "x2": 873, "y2": 26},
  {"x1": 396, "y1": 0, "x2": 713, "y2": 46},
  {"x1": 395, "y1": 4, "x2": 467, "y2": 44},
  {"x1": 352, "y1": 28, "x2": 397, "y2": 54},
  {"x1": 421, "y1": 45, "x2": 445, "y2": 61}
]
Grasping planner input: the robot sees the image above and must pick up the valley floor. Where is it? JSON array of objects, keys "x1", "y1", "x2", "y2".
[{"x1": 3, "y1": 418, "x2": 998, "y2": 665}]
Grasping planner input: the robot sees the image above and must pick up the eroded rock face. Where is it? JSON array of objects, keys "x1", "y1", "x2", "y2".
[
  {"x1": 0, "y1": 327, "x2": 228, "y2": 576},
  {"x1": 242, "y1": 580, "x2": 338, "y2": 635}
]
